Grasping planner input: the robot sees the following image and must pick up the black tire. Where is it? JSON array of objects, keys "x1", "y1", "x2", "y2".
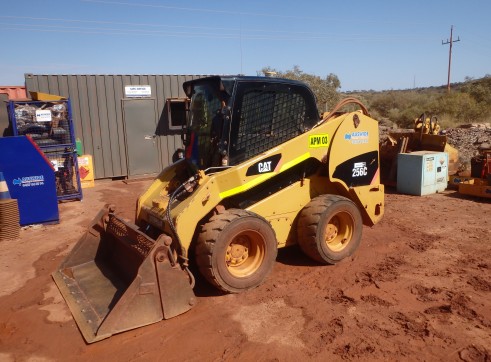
[
  {"x1": 195, "y1": 209, "x2": 278, "y2": 293},
  {"x1": 297, "y1": 195, "x2": 362, "y2": 264}
]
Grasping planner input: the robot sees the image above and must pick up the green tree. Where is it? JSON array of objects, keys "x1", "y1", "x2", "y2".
[
  {"x1": 260, "y1": 65, "x2": 341, "y2": 112},
  {"x1": 429, "y1": 92, "x2": 481, "y2": 125}
]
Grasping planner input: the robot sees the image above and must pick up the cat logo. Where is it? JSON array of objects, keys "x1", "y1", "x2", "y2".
[
  {"x1": 245, "y1": 154, "x2": 282, "y2": 176},
  {"x1": 309, "y1": 134, "x2": 329, "y2": 148},
  {"x1": 258, "y1": 161, "x2": 272, "y2": 173}
]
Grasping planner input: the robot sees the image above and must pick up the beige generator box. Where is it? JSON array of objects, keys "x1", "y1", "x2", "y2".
[
  {"x1": 78, "y1": 154, "x2": 95, "y2": 188},
  {"x1": 397, "y1": 151, "x2": 448, "y2": 196}
]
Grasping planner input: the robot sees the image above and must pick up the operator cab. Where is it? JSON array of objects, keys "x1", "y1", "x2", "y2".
[{"x1": 183, "y1": 76, "x2": 319, "y2": 171}]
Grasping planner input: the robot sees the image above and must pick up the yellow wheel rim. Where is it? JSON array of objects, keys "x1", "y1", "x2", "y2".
[
  {"x1": 323, "y1": 212, "x2": 354, "y2": 252},
  {"x1": 225, "y1": 230, "x2": 265, "y2": 278}
]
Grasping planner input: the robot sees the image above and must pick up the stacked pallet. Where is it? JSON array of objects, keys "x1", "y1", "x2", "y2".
[{"x1": 0, "y1": 199, "x2": 20, "y2": 241}]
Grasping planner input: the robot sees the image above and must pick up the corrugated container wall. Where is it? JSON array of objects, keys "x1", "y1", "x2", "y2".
[
  {"x1": 0, "y1": 87, "x2": 27, "y2": 137},
  {"x1": 0, "y1": 86, "x2": 27, "y2": 100},
  {"x1": 24, "y1": 74, "x2": 205, "y2": 179}
]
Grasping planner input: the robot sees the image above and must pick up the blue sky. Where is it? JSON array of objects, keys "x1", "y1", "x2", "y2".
[{"x1": 0, "y1": 0, "x2": 490, "y2": 91}]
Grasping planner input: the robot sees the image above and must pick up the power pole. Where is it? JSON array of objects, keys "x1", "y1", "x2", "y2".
[{"x1": 442, "y1": 25, "x2": 460, "y2": 92}]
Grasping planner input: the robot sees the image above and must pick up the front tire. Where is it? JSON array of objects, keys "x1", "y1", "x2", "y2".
[
  {"x1": 195, "y1": 209, "x2": 278, "y2": 293},
  {"x1": 297, "y1": 195, "x2": 362, "y2": 264}
]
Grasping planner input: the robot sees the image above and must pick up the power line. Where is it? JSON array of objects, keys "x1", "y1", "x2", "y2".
[
  {"x1": 79, "y1": 0, "x2": 344, "y2": 20},
  {"x1": 80, "y1": 0, "x2": 429, "y2": 25},
  {"x1": 0, "y1": 16, "x2": 435, "y2": 40},
  {"x1": 0, "y1": 15, "x2": 233, "y2": 31},
  {"x1": 0, "y1": 21, "x2": 437, "y2": 42},
  {"x1": 442, "y1": 25, "x2": 460, "y2": 92},
  {"x1": 0, "y1": 24, "x2": 239, "y2": 39}
]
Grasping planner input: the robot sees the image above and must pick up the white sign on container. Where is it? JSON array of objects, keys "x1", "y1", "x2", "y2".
[
  {"x1": 36, "y1": 109, "x2": 52, "y2": 122},
  {"x1": 125, "y1": 85, "x2": 152, "y2": 97}
]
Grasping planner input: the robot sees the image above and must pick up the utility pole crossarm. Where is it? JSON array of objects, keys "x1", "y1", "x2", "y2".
[{"x1": 442, "y1": 25, "x2": 461, "y2": 92}]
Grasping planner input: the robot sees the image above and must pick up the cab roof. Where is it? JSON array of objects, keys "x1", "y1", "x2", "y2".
[{"x1": 183, "y1": 75, "x2": 310, "y2": 98}]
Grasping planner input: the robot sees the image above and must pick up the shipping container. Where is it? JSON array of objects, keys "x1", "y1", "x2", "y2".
[
  {"x1": 24, "y1": 74, "x2": 211, "y2": 179},
  {"x1": 0, "y1": 86, "x2": 27, "y2": 100}
]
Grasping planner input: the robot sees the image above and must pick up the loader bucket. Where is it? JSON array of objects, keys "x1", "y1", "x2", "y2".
[
  {"x1": 419, "y1": 134, "x2": 447, "y2": 152},
  {"x1": 52, "y1": 207, "x2": 196, "y2": 343}
]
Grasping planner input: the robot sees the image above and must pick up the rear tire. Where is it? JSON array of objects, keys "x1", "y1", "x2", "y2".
[
  {"x1": 195, "y1": 209, "x2": 278, "y2": 293},
  {"x1": 297, "y1": 195, "x2": 362, "y2": 264}
]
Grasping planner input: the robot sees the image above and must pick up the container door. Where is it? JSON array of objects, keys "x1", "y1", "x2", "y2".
[
  {"x1": 122, "y1": 99, "x2": 160, "y2": 177},
  {"x1": 423, "y1": 155, "x2": 436, "y2": 186},
  {"x1": 435, "y1": 153, "x2": 448, "y2": 190}
]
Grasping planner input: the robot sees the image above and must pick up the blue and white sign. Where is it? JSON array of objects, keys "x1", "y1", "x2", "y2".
[
  {"x1": 35, "y1": 109, "x2": 52, "y2": 122},
  {"x1": 125, "y1": 85, "x2": 152, "y2": 97},
  {"x1": 12, "y1": 175, "x2": 45, "y2": 187},
  {"x1": 345, "y1": 131, "x2": 369, "y2": 144}
]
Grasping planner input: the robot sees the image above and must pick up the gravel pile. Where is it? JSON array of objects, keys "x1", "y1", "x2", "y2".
[{"x1": 444, "y1": 124, "x2": 491, "y2": 166}]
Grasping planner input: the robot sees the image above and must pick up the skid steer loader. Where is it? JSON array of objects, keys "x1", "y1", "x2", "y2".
[{"x1": 53, "y1": 76, "x2": 384, "y2": 343}]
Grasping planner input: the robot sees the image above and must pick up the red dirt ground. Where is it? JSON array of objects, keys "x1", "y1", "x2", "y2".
[{"x1": 0, "y1": 180, "x2": 490, "y2": 361}]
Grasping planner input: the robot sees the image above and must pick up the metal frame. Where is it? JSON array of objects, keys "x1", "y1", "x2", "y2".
[{"x1": 7, "y1": 99, "x2": 83, "y2": 201}]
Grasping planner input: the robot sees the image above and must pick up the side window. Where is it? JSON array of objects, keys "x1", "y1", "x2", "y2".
[
  {"x1": 230, "y1": 82, "x2": 313, "y2": 165},
  {"x1": 237, "y1": 89, "x2": 275, "y2": 139},
  {"x1": 167, "y1": 98, "x2": 189, "y2": 131}
]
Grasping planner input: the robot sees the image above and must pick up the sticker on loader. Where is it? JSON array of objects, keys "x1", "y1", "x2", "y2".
[
  {"x1": 352, "y1": 162, "x2": 368, "y2": 177},
  {"x1": 246, "y1": 154, "x2": 282, "y2": 176},
  {"x1": 309, "y1": 134, "x2": 329, "y2": 148},
  {"x1": 344, "y1": 131, "x2": 369, "y2": 144}
]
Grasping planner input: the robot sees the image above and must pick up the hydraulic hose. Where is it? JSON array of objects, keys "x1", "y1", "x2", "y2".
[
  {"x1": 316, "y1": 97, "x2": 370, "y2": 128},
  {"x1": 165, "y1": 175, "x2": 198, "y2": 288}
]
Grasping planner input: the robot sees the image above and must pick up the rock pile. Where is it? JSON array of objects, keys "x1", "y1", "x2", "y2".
[{"x1": 445, "y1": 124, "x2": 491, "y2": 167}]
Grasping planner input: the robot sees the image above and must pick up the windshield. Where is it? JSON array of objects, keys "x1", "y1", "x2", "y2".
[
  {"x1": 187, "y1": 83, "x2": 225, "y2": 169},
  {"x1": 189, "y1": 84, "x2": 221, "y2": 131}
]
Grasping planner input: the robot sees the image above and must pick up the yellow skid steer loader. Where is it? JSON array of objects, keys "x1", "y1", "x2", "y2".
[{"x1": 53, "y1": 76, "x2": 384, "y2": 343}]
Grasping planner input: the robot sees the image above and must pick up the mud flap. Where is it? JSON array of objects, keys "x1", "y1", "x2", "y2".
[{"x1": 52, "y1": 206, "x2": 196, "y2": 343}]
